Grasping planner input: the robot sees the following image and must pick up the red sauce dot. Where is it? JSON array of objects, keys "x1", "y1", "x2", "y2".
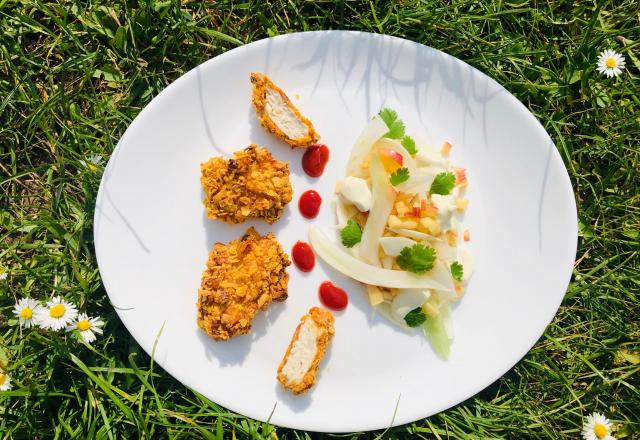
[
  {"x1": 292, "y1": 241, "x2": 315, "y2": 272},
  {"x1": 298, "y1": 190, "x2": 322, "y2": 219},
  {"x1": 319, "y1": 281, "x2": 348, "y2": 311},
  {"x1": 302, "y1": 144, "x2": 330, "y2": 177}
]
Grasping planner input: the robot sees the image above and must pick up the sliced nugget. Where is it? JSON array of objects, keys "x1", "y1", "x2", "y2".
[
  {"x1": 251, "y1": 72, "x2": 320, "y2": 148},
  {"x1": 197, "y1": 227, "x2": 290, "y2": 341},
  {"x1": 277, "y1": 307, "x2": 335, "y2": 394},
  {"x1": 200, "y1": 145, "x2": 292, "y2": 224}
]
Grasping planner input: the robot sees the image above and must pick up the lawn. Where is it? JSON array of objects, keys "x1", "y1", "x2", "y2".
[{"x1": 1, "y1": 0, "x2": 639, "y2": 438}]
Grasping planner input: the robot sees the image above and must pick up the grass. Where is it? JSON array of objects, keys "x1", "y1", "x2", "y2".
[{"x1": 0, "y1": 0, "x2": 639, "y2": 438}]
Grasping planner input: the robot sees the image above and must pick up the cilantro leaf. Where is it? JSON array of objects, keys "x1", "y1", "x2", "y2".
[
  {"x1": 401, "y1": 136, "x2": 418, "y2": 155},
  {"x1": 378, "y1": 107, "x2": 405, "y2": 139},
  {"x1": 340, "y1": 219, "x2": 362, "y2": 248},
  {"x1": 404, "y1": 307, "x2": 427, "y2": 327},
  {"x1": 430, "y1": 172, "x2": 456, "y2": 195},
  {"x1": 389, "y1": 167, "x2": 410, "y2": 186},
  {"x1": 396, "y1": 244, "x2": 437, "y2": 274},
  {"x1": 451, "y1": 261, "x2": 464, "y2": 281}
]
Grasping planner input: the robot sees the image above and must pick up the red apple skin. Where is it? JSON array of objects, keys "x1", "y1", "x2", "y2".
[{"x1": 379, "y1": 149, "x2": 403, "y2": 172}]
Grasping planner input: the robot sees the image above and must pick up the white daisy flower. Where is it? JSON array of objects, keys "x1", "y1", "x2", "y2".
[
  {"x1": 0, "y1": 370, "x2": 12, "y2": 391},
  {"x1": 79, "y1": 154, "x2": 103, "y2": 172},
  {"x1": 36, "y1": 296, "x2": 78, "y2": 331},
  {"x1": 12, "y1": 297, "x2": 42, "y2": 328},
  {"x1": 582, "y1": 412, "x2": 615, "y2": 440},
  {"x1": 67, "y1": 313, "x2": 104, "y2": 344},
  {"x1": 0, "y1": 267, "x2": 7, "y2": 281},
  {"x1": 597, "y1": 49, "x2": 625, "y2": 78}
]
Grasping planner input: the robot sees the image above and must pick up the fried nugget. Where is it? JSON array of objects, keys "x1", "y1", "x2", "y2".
[
  {"x1": 197, "y1": 227, "x2": 290, "y2": 341},
  {"x1": 277, "y1": 307, "x2": 335, "y2": 394},
  {"x1": 200, "y1": 145, "x2": 292, "y2": 224},
  {"x1": 251, "y1": 72, "x2": 320, "y2": 148}
]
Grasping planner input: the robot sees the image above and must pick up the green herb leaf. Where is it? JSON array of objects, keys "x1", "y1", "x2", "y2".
[
  {"x1": 340, "y1": 219, "x2": 362, "y2": 248},
  {"x1": 396, "y1": 244, "x2": 437, "y2": 274},
  {"x1": 404, "y1": 307, "x2": 427, "y2": 327},
  {"x1": 401, "y1": 136, "x2": 418, "y2": 155},
  {"x1": 451, "y1": 261, "x2": 464, "y2": 281},
  {"x1": 378, "y1": 108, "x2": 405, "y2": 139},
  {"x1": 389, "y1": 167, "x2": 410, "y2": 186},
  {"x1": 430, "y1": 172, "x2": 456, "y2": 195}
]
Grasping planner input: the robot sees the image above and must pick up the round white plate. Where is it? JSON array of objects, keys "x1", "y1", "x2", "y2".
[{"x1": 94, "y1": 31, "x2": 577, "y2": 432}]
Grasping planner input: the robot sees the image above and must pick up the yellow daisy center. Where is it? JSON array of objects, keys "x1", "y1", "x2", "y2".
[
  {"x1": 20, "y1": 307, "x2": 33, "y2": 319},
  {"x1": 606, "y1": 58, "x2": 617, "y2": 68},
  {"x1": 49, "y1": 304, "x2": 66, "y2": 318},
  {"x1": 77, "y1": 320, "x2": 91, "y2": 331},
  {"x1": 88, "y1": 164, "x2": 98, "y2": 172},
  {"x1": 0, "y1": 373, "x2": 5, "y2": 385},
  {"x1": 594, "y1": 423, "x2": 608, "y2": 438}
]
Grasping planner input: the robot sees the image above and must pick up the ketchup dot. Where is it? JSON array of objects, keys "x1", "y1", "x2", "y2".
[
  {"x1": 319, "y1": 281, "x2": 348, "y2": 311},
  {"x1": 298, "y1": 190, "x2": 322, "y2": 219},
  {"x1": 292, "y1": 241, "x2": 315, "y2": 272},
  {"x1": 302, "y1": 144, "x2": 330, "y2": 177}
]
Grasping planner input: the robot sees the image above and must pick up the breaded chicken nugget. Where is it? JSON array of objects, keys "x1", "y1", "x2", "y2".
[
  {"x1": 251, "y1": 72, "x2": 320, "y2": 148},
  {"x1": 200, "y1": 145, "x2": 292, "y2": 224},
  {"x1": 197, "y1": 227, "x2": 290, "y2": 341},
  {"x1": 277, "y1": 307, "x2": 335, "y2": 394}
]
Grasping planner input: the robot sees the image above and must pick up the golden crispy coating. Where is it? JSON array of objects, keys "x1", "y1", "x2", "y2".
[
  {"x1": 200, "y1": 145, "x2": 292, "y2": 224},
  {"x1": 250, "y1": 72, "x2": 320, "y2": 148},
  {"x1": 277, "y1": 307, "x2": 335, "y2": 394},
  {"x1": 197, "y1": 228, "x2": 290, "y2": 341}
]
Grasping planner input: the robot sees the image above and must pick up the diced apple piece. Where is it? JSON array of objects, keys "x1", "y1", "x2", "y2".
[
  {"x1": 454, "y1": 167, "x2": 468, "y2": 188},
  {"x1": 379, "y1": 149, "x2": 403, "y2": 173},
  {"x1": 420, "y1": 200, "x2": 439, "y2": 218},
  {"x1": 394, "y1": 200, "x2": 410, "y2": 217},
  {"x1": 445, "y1": 229, "x2": 458, "y2": 246},
  {"x1": 388, "y1": 215, "x2": 419, "y2": 230},
  {"x1": 455, "y1": 198, "x2": 469, "y2": 213},
  {"x1": 440, "y1": 142, "x2": 452, "y2": 156},
  {"x1": 419, "y1": 217, "x2": 441, "y2": 236}
]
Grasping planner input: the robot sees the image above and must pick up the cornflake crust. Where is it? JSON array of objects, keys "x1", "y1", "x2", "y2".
[
  {"x1": 197, "y1": 227, "x2": 290, "y2": 341},
  {"x1": 250, "y1": 72, "x2": 320, "y2": 148},
  {"x1": 277, "y1": 307, "x2": 335, "y2": 394},
  {"x1": 200, "y1": 145, "x2": 292, "y2": 224}
]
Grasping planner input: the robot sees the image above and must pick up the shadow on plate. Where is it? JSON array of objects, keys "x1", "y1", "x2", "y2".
[{"x1": 196, "y1": 301, "x2": 286, "y2": 367}]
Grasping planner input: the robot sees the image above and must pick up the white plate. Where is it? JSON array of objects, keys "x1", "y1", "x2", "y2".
[{"x1": 94, "y1": 31, "x2": 577, "y2": 432}]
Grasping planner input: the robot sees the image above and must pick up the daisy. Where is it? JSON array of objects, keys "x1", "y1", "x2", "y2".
[
  {"x1": 12, "y1": 297, "x2": 42, "y2": 328},
  {"x1": 79, "y1": 154, "x2": 103, "y2": 172},
  {"x1": 597, "y1": 49, "x2": 626, "y2": 78},
  {"x1": 582, "y1": 412, "x2": 616, "y2": 440},
  {"x1": 37, "y1": 296, "x2": 78, "y2": 331},
  {"x1": 67, "y1": 313, "x2": 104, "y2": 344},
  {"x1": 0, "y1": 370, "x2": 12, "y2": 391},
  {"x1": 0, "y1": 267, "x2": 7, "y2": 281}
]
